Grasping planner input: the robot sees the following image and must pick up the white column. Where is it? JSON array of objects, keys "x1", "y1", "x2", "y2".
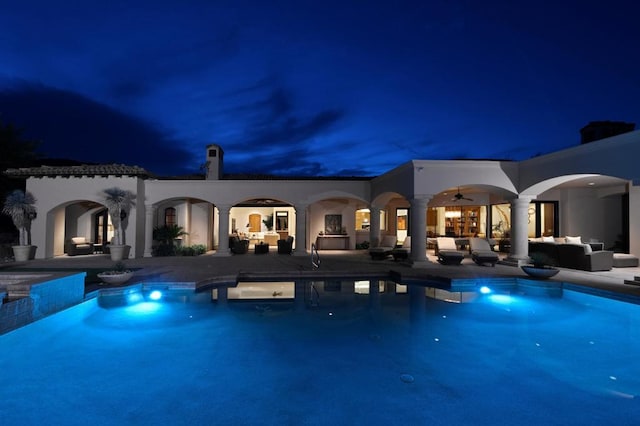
[
  {"x1": 368, "y1": 205, "x2": 381, "y2": 247},
  {"x1": 629, "y1": 182, "x2": 640, "y2": 256},
  {"x1": 409, "y1": 195, "x2": 431, "y2": 266},
  {"x1": 507, "y1": 197, "x2": 533, "y2": 265},
  {"x1": 143, "y1": 204, "x2": 155, "y2": 257},
  {"x1": 215, "y1": 204, "x2": 231, "y2": 256},
  {"x1": 293, "y1": 203, "x2": 308, "y2": 256}
]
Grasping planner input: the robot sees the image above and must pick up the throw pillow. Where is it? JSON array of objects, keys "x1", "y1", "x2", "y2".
[
  {"x1": 582, "y1": 243, "x2": 592, "y2": 254},
  {"x1": 565, "y1": 236, "x2": 582, "y2": 244},
  {"x1": 542, "y1": 236, "x2": 555, "y2": 243}
]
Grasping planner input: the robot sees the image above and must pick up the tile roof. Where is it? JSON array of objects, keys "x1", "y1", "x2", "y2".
[{"x1": 4, "y1": 164, "x2": 152, "y2": 178}]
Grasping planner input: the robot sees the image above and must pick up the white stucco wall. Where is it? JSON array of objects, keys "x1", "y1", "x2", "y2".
[
  {"x1": 27, "y1": 175, "x2": 142, "y2": 259},
  {"x1": 18, "y1": 130, "x2": 640, "y2": 259}
]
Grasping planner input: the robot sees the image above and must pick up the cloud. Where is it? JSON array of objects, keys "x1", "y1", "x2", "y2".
[
  {"x1": 218, "y1": 82, "x2": 348, "y2": 176},
  {"x1": 0, "y1": 81, "x2": 197, "y2": 175}
]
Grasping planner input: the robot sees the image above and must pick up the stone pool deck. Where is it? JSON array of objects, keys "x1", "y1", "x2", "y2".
[{"x1": 2, "y1": 249, "x2": 640, "y2": 298}]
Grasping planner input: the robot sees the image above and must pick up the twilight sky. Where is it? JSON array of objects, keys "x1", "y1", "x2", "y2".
[{"x1": 1, "y1": 1, "x2": 639, "y2": 177}]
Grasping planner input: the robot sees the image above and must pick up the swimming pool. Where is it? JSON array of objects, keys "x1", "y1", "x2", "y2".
[{"x1": 1, "y1": 279, "x2": 640, "y2": 425}]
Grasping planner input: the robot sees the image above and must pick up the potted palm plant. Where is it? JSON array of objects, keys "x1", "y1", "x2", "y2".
[
  {"x1": 103, "y1": 187, "x2": 135, "y2": 261},
  {"x1": 2, "y1": 189, "x2": 37, "y2": 261}
]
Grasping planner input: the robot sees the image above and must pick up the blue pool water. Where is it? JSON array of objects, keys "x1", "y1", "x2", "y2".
[{"x1": 1, "y1": 281, "x2": 640, "y2": 425}]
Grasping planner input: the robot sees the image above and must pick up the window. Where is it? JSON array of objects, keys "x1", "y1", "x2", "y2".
[
  {"x1": 355, "y1": 209, "x2": 370, "y2": 230},
  {"x1": 165, "y1": 207, "x2": 176, "y2": 227}
]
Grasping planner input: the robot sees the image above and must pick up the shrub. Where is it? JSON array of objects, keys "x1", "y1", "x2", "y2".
[{"x1": 175, "y1": 244, "x2": 207, "y2": 256}]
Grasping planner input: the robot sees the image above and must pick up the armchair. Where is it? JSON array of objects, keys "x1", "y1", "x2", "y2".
[
  {"x1": 277, "y1": 236, "x2": 294, "y2": 254},
  {"x1": 65, "y1": 237, "x2": 95, "y2": 256},
  {"x1": 229, "y1": 236, "x2": 249, "y2": 254}
]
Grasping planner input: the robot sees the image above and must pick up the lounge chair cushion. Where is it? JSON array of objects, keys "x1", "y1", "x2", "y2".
[
  {"x1": 469, "y1": 237, "x2": 499, "y2": 266},
  {"x1": 436, "y1": 237, "x2": 466, "y2": 265},
  {"x1": 437, "y1": 250, "x2": 464, "y2": 265}
]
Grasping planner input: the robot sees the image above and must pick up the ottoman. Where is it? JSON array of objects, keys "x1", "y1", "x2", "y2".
[
  {"x1": 254, "y1": 243, "x2": 269, "y2": 254},
  {"x1": 613, "y1": 253, "x2": 639, "y2": 268}
]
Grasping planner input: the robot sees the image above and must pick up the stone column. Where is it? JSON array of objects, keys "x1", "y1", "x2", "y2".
[
  {"x1": 409, "y1": 195, "x2": 431, "y2": 267},
  {"x1": 368, "y1": 205, "x2": 381, "y2": 247},
  {"x1": 216, "y1": 204, "x2": 231, "y2": 256},
  {"x1": 629, "y1": 182, "x2": 640, "y2": 256},
  {"x1": 143, "y1": 204, "x2": 156, "y2": 257},
  {"x1": 507, "y1": 196, "x2": 533, "y2": 265},
  {"x1": 293, "y1": 203, "x2": 308, "y2": 256},
  {"x1": 216, "y1": 287, "x2": 228, "y2": 306}
]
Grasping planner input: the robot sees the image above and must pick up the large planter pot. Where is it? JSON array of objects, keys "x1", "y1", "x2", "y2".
[
  {"x1": 521, "y1": 265, "x2": 559, "y2": 279},
  {"x1": 97, "y1": 271, "x2": 133, "y2": 286},
  {"x1": 12, "y1": 245, "x2": 32, "y2": 262},
  {"x1": 109, "y1": 244, "x2": 131, "y2": 261}
]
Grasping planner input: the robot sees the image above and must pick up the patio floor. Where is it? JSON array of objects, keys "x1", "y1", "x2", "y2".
[{"x1": 2, "y1": 249, "x2": 640, "y2": 299}]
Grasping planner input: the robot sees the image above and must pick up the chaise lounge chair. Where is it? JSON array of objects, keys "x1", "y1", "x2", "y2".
[
  {"x1": 436, "y1": 237, "x2": 465, "y2": 265},
  {"x1": 369, "y1": 235, "x2": 397, "y2": 260},
  {"x1": 391, "y1": 236, "x2": 411, "y2": 260},
  {"x1": 469, "y1": 237, "x2": 499, "y2": 266}
]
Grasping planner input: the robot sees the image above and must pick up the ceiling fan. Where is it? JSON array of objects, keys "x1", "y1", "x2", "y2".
[{"x1": 451, "y1": 187, "x2": 473, "y2": 202}]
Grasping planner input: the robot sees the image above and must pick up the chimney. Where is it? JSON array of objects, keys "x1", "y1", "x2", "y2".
[
  {"x1": 205, "y1": 144, "x2": 223, "y2": 180},
  {"x1": 580, "y1": 121, "x2": 635, "y2": 144}
]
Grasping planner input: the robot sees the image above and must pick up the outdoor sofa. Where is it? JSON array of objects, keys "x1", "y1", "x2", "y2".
[
  {"x1": 528, "y1": 238, "x2": 614, "y2": 271},
  {"x1": 65, "y1": 237, "x2": 94, "y2": 256}
]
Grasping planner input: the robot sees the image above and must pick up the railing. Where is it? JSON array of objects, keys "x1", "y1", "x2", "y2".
[
  {"x1": 311, "y1": 243, "x2": 320, "y2": 269},
  {"x1": 309, "y1": 243, "x2": 320, "y2": 307}
]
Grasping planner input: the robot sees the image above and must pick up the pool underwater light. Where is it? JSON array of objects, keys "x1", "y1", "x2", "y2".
[
  {"x1": 149, "y1": 290, "x2": 162, "y2": 301},
  {"x1": 479, "y1": 286, "x2": 492, "y2": 294}
]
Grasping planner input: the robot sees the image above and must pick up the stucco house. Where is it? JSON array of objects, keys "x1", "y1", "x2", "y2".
[{"x1": 6, "y1": 129, "x2": 640, "y2": 267}]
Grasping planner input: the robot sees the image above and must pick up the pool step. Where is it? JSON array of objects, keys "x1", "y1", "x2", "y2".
[{"x1": 623, "y1": 276, "x2": 640, "y2": 286}]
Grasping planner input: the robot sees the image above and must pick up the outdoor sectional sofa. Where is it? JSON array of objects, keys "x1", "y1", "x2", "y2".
[{"x1": 528, "y1": 240, "x2": 613, "y2": 271}]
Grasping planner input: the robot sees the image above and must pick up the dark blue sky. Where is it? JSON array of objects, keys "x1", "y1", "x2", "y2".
[{"x1": 1, "y1": 1, "x2": 639, "y2": 177}]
